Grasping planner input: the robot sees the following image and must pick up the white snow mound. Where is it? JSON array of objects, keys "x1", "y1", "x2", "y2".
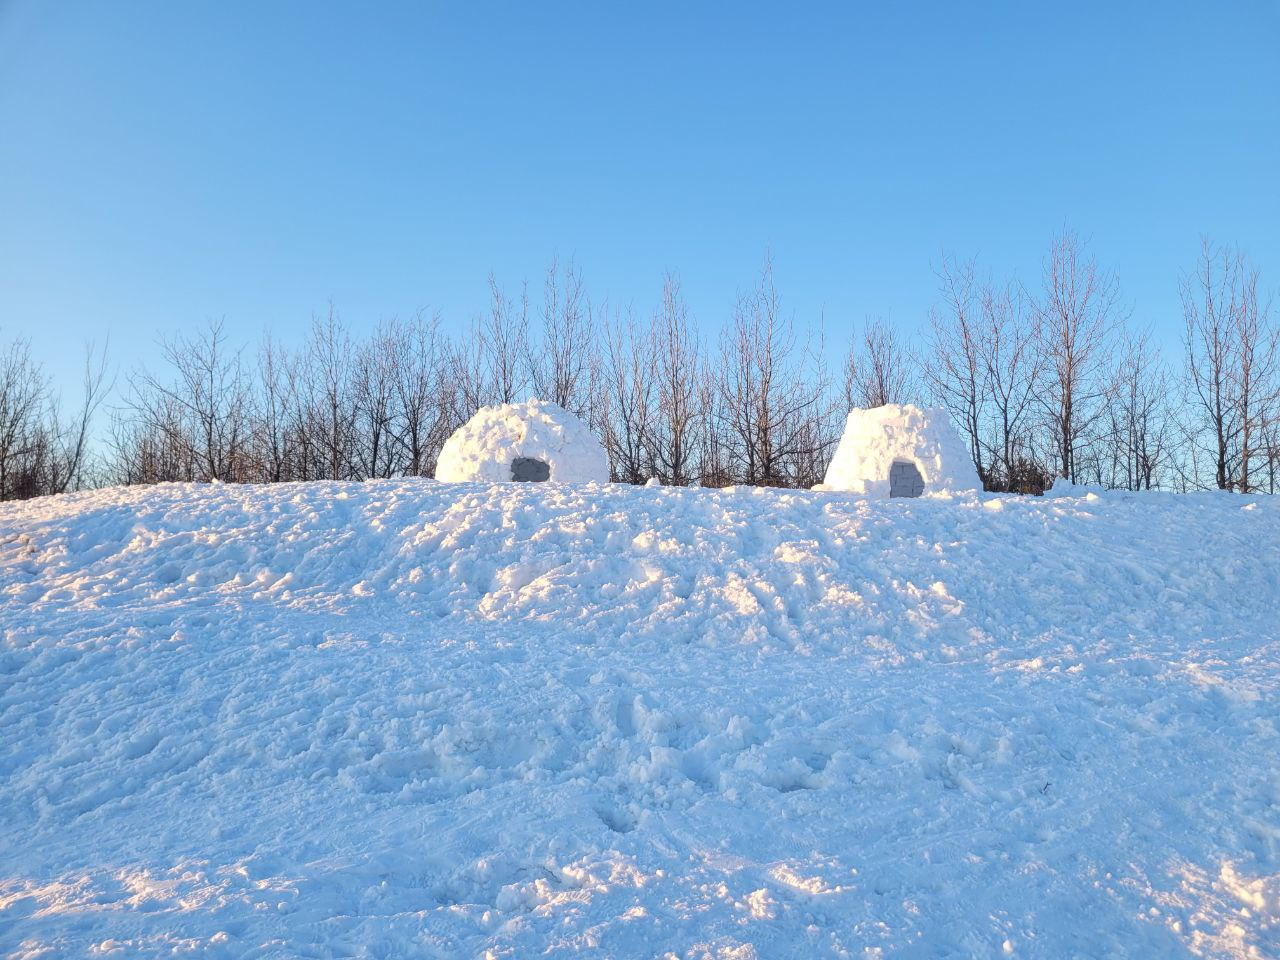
[
  {"x1": 1047, "y1": 476, "x2": 1107, "y2": 498},
  {"x1": 821, "y1": 403, "x2": 981, "y2": 497},
  {"x1": 436, "y1": 399, "x2": 609, "y2": 483}
]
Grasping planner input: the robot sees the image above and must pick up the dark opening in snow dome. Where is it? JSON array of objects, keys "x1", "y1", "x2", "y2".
[
  {"x1": 511, "y1": 457, "x2": 550, "y2": 482},
  {"x1": 889, "y1": 460, "x2": 925, "y2": 498}
]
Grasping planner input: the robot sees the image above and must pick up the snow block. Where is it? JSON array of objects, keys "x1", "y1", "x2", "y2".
[
  {"x1": 820, "y1": 403, "x2": 980, "y2": 498},
  {"x1": 436, "y1": 399, "x2": 609, "y2": 484}
]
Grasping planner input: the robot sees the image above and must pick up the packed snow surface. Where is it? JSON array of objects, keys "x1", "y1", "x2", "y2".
[
  {"x1": 822, "y1": 404, "x2": 982, "y2": 498},
  {"x1": 2, "y1": 480, "x2": 1279, "y2": 958},
  {"x1": 435, "y1": 400, "x2": 609, "y2": 483}
]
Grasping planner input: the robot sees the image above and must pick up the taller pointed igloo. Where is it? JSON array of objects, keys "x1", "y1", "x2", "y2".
[{"x1": 819, "y1": 404, "x2": 980, "y2": 498}]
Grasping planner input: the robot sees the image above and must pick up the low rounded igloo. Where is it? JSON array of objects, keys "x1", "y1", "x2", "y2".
[
  {"x1": 818, "y1": 403, "x2": 980, "y2": 498},
  {"x1": 435, "y1": 399, "x2": 609, "y2": 484}
]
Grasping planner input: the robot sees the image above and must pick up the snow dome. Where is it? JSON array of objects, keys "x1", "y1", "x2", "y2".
[
  {"x1": 819, "y1": 403, "x2": 980, "y2": 498},
  {"x1": 435, "y1": 399, "x2": 609, "y2": 484}
]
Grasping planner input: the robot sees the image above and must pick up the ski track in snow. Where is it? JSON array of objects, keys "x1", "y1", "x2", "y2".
[{"x1": 0, "y1": 480, "x2": 1277, "y2": 958}]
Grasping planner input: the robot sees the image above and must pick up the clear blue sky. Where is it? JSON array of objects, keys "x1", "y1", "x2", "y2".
[{"x1": 2, "y1": 1, "x2": 1277, "y2": 395}]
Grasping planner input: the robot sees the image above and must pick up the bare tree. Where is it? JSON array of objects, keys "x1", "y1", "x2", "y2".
[
  {"x1": 1036, "y1": 232, "x2": 1121, "y2": 483},
  {"x1": 844, "y1": 316, "x2": 914, "y2": 410},
  {"x1": 1233, "y1": 264, "x2": 1278, "y2": 493},
  {"x1": 390, "y1": 312, "x2": 450, "y2": 477},
  {"x1": 450, "y1": 275, "x2": 529, "y2": 424},
  {"x1": 0, "y1": 337, "x2": 48, "y2": 500},
  {"x1": 353, "y1": 322, "x2": 398, "y2": 479},
  {"x1": 529, "y1": 259, "x2": 595, "y2": 420},
  {"x1": 300, "y1": 308, "x2": 357, "y2": 481},
  {"x1": 649, "y1": 273, "x2": 704, "y2": 486},
  {"x1": 980, "y1": 280, "x2": 1043, "y2": 491},
  {"x1": 697, "y1": 366, "x2": 732, "y2": 488},
  {"x1": 252, "y1": 334, "x2": 292, "y2": 483},
  {"x1": 1181, "y1": 240, "x2": 1278, "y2": 491},
  {"x1": 1262, "y1": 418, "x2": 1280, "y2": 494},
  {"x1": 126, "y1": 318, "x2": 249, "y2": 483},
  {"x1": 110, "y1": 391, "x2": 196, "y2": 485},
  {"x1": 485, "y1": 277, "x2": 530, "y2": 407},
  {"x1": 923, "y1": 257, "x2": 987, "y2": 483},
  {"x1": 47, "y1": 340, "x2": 111, "y2": 494},
  {"x1": 1183, "y1": 241, "x2": 1242, "y2": 490},
  {"x1": 1107, "y1": 329, "x2": 1171, "y2": 490},
  {"x1": 599, "y1": 306, "x2": 655, "y2": 484},
  {"x1": 717, "y1": 262, "x2": 832, "y2": 486}
]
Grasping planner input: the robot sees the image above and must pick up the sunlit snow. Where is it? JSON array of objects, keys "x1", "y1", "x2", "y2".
[{"x1": 1, "y1": 480, "x2": 1277, "y2": 957}]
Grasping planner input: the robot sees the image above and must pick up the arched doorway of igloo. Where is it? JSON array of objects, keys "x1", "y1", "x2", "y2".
[
  {"x1": 889, "y1": 460, "x2": 925, "y2": 498},
  {"x1": 511, "y1": 457, "x2": 551, "y2": 482}
]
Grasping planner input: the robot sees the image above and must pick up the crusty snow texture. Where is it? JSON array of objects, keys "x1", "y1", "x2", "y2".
[
  {"x1": 2, "y1": 481, "x2": 1279, "y2": 958},
  {"x1": 435, "y1": 399, "x2": 609, "y2": 483},
  {"x1": 822, "y1": 403, "x2": 981, "y2": 497}
]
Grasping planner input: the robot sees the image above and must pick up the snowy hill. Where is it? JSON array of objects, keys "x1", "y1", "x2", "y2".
[{"x1": 1, "y1": 480, "x2": 1278, "y2": 958}]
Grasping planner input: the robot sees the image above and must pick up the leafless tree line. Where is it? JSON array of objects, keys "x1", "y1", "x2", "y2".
[
  {"x1": 0, "y1": 337, "x2": 108, "y2": 501},
  {"x1": 2, "y1": 234, "x2": 1275, "y2": 501},
  {"x1": 922, "y1": 232, "x2": 1278, "y2": 493},
  {"x1": 96, "y1": 260, "x2": 846, "y2": 491},
  {"x1": 1180, "y1": 241, "x2": 1280, "y2": 493},
  {"x1": 110, "y1": 309, "x2": 455, "y2": 486}
]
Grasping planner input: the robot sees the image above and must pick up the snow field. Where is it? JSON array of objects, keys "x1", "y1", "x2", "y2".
[{"x1": 1, "y1": 480, "x2": 1278, "y2": 958}]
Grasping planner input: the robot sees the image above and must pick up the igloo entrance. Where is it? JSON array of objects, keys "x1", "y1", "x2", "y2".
[
  {"x1": 511, "y1": 457, "x2": 550, "y2": 482},
  {"x1": 889, "y1": 460, "x2": 925, "y2": 498}
]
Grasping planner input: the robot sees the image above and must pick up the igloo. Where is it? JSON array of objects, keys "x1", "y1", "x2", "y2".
[
  {"x1": 819, "y1": 403, "x2": 980, "y2": 498},
  {"x1": 435, "y1": 399, "x2": 609, "y2": 484}
]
